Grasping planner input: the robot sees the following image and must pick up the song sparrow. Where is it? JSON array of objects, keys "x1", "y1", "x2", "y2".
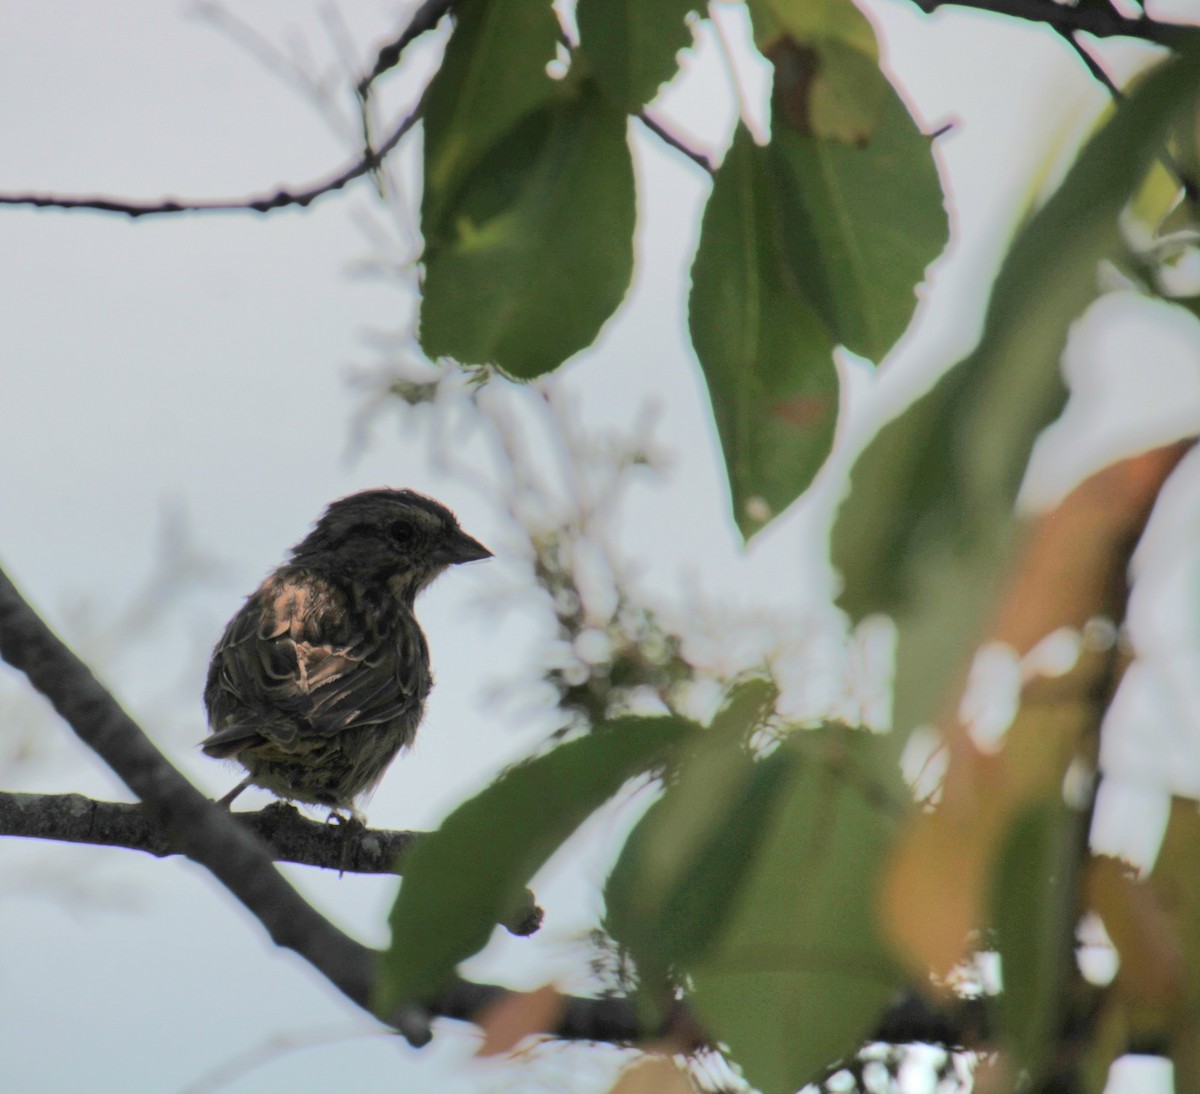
[{"x1": 202, "y1": 488, "x2": 491, "y2": 811}]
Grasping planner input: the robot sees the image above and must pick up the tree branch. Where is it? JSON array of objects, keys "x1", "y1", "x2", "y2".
[
  {"x1": 0, "y1": 563, "x2": 407, "y2": 1022},
  {"x1": 0, "y1": 790, "x2": 416, "y2": 870},
  {"x1": 911, "y1": 0, "x2": 1200, "y2": 50},
  {"x1": 0, "y1": 106, "x2": 419, "y2": 219},
  {"x1": 0, "y1": 790, "x2": 542, "y2": 936},
  {"x1": 1054, "y1": 27, "x2": 1122, "y2": 97}
]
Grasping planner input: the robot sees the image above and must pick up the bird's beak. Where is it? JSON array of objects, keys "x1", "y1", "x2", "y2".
[{"x1": 443, "y1": 528, "x2": 493, "y2": 565}]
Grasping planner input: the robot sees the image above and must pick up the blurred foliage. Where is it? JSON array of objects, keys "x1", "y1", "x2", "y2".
[
  {"x1": 684, "y1": 727, "x2": 906, "y2": 1094},
  {"x1": 831, "y1": 53, "x2": 1200, "y2": 742},
  {"x1": 604, "y1": 680, "x2": 789, "y2": 1001}
]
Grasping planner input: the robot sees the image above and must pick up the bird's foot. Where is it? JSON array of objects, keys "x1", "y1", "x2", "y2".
[{"x1": 325, "y1": 809, "x2": 366, "y2": 874}]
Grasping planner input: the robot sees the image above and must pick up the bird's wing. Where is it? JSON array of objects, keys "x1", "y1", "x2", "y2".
[{"x1": 203, "y1": 571, "x2": 427, "y2": 754}]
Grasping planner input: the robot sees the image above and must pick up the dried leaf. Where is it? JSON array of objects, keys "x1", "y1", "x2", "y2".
[
  {"x1": 608, "y1": 1054, "x2": 698, "y2": 1094},
  {"x1": 476, "y1": 985, "x2": 566, "y2": 1057},
  {"x1": 880, "y1": 444, "x2": 1192, "y2": 980}
]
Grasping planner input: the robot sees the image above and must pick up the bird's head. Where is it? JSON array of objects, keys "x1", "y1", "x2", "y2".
[{"x1": 290, "y1": 488, "x2": 492, "y2": 600}]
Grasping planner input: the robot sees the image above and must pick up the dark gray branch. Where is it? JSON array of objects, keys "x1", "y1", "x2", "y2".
[
  {"x1": 0, "y1": 106, "x2": 418, "y2": 219},
  {"x1": 1054, "y1": 27, "x2": 1122, "y2": 97},
  {"x1": 912, "y1": 0, "x2": 1200, "y2": 50},
  {"x1": 0, "y1": 564, "x2": 397, "y2": 1025},
  {"x1": 0, "y1": 790, "x2": 541, "y2": 935},
  {"x1": 0, "y1": 790, "x2": 417, "y2": 870}
]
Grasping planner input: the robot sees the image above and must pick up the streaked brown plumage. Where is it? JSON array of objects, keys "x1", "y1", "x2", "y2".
[{"x1": 202, "y1": 488, "x2": 491, "y2": 811}]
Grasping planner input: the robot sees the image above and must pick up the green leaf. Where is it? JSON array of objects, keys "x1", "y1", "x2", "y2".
[
  {"x1": 992, "y1": 802, "x2": 1080, "y2": 1085},
  {"x1": 420, "y1": 83, "x2": 636, "y2": 377},
  {"x1": 831, "y1": 53, "x2": 1200, "y2": 738},
  {"x1": 750, "y1": 0, "x2": 887, "y2": 144},
  {"x1": 769, "y1": 87, "x2": 947, "y2": 362},
  {"x1": 689, "y1": 86, "x2": 944, "y2": 538},
  {"x1": 577, "y1": 0, "x2": 699, "y2": 111},
  {"x1": 805, "y1": 38, "x2": 889, "y2": 146},
  {"x1": 752, "y1": 0, "x2": 878, "y2": 57},
  {"x1": 605, "y1": 679, "x2": 781, "y2": 993},
  {"x1": 376, "y1": 716, "x2": 693, "y2": 1013},
  {"x1": 707, "y1": 676, "x2": 779, "y2": 738},
  {"x1": 752, "y1": 0, "x2": 947, "y2": 360},
  {"x1": 689, "y1": 727, "x2": 906, "y2": 1094},
  {"x1": 421, "y1": 0, "x2": 559, "y2": 234},
  {"x1": 606, "y1": 750, "x2": 793, "y2": 999},
  {"x1": 689, "y1": 125, "x2": 840, "y2": 538}
]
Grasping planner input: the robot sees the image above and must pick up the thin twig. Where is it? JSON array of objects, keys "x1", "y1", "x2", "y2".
[
  {"x1": 0, "y1": 107, "x2": 419, "y2": 219},
  {"x1": 913, "y1": 0, "x2": 1199, "y2": 50},
  {"x1": 193, "y1": 0, "x2": 360, "y2": 146},
  {"x1": 1055, "y1": 27, "x2": 1123, "y2": 99},
  {"x1": 1054, "y1": 27, "x2": 1200, "y2": 204},
  {"x1": 636, "y1": 112, "x2": 715, "y2": 174},
  {"x1": 358, "y1": 0, "x2": 455, "y2": 98},
  {"x1": 177, "y1": 1023, "x2": 393, "y2": 1094}
]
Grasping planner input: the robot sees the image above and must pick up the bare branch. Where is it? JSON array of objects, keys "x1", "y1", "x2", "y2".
[
  {"x1": 0, "y1": 790, "x2": 542, "y2": 935},
  {"x1": 0, "y1": 106, "x2": 419, "y2": 219},
  {"x1": 193, "y1": 0, "x2": 361, "y2": 146},
  {"x1": 358, "y1": 0, "x2": 455, "y2": 99},
  {"x1": 912, "y1": 0, "x2": 1199, "y2": 50},
  {"x1": 1054, "y1": 27, "x2": 1121, "y2": 98},
  {"x1": 0, "y1": 789, "x2": 422, "y2": 869}
]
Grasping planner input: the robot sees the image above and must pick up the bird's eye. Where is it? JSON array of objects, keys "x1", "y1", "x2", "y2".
[{"x1": 390, "y1": 520, "x2": 416, "y2": 545}]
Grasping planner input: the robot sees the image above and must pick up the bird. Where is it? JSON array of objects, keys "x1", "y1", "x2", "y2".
[{"x1": 201, "y1": 488, "x2": 491, "y2": 813}]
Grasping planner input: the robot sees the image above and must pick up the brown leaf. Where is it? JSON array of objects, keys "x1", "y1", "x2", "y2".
[
  {"x1": 1085, "y1": 801, "x2": 1200, "y2": 1080},
  {"x1": 1088, "y1": 854, "x2": 1186, "y2": 1010},
  {"x1": 475, "y1": 984, "x2": 565, "y2": 1057},
  {"x1": 880, "y1": 442, "x2": 1193, "y2": 980},
  {"x1": 763, "y1": 39, "x2": 820, "y2": 136},
  {"x1": 608, "y1": 1053, "x2": 698, "y2": 1094}
]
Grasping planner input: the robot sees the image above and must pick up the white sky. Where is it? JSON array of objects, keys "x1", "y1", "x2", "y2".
[{"x1": 1, "y1": 2, "x2": 1198, "y2": 1092}]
